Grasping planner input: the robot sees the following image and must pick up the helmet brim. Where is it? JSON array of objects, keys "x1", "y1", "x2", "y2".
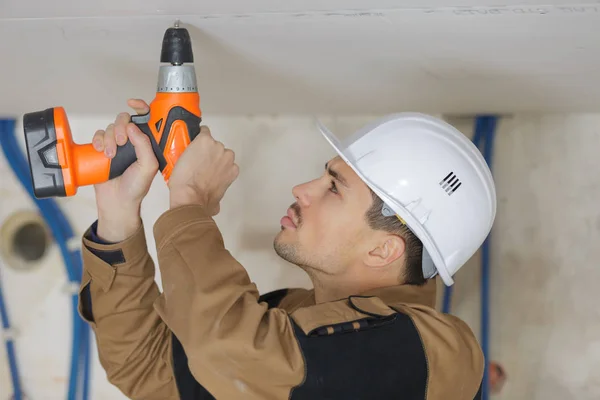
[{"x1": 315, "y1": 118, "x2": 455, "y2": 286}]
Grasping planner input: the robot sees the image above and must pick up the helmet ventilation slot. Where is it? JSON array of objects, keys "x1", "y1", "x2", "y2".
[{"x1": 440, "y1": 172, "x2": 462, "y2": 195}]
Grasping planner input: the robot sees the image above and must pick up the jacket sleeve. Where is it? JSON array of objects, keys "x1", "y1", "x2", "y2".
[
  {"x1": 152, "y1": 205, "x2": 305, "y2": 400},
  {"x1": 78, "y1": 220, "x2": 179, "y2": 399}
]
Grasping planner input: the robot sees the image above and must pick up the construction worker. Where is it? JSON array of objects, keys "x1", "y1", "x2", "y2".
[{"x1": 78, "y1": 98, "x2": 495, "y2": 399}]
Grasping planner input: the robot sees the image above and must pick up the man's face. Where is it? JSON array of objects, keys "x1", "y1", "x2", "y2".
[{"x1": 273, "y1": 156, "x2": 377, "y2": 274}]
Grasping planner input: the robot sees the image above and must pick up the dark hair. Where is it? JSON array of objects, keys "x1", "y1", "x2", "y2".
[{"x1": 365, "y1": 190, "x2": 427, "y2": 285}]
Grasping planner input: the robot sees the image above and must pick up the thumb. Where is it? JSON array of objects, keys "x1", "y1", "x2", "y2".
[
  {"x1": 126, "y1": 123, "x2": 158, "y2": 172},
  {"x1": 127, "y1": 98, "x2": 150, "y2": 115},
  {"x1": 198, "y1": 125, "x2": 212, "y2": 138}
]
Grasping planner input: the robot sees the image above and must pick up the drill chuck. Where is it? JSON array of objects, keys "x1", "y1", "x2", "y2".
[
  {"x1": 161, "y1": 25, "x2": 193, "y2": 65},
  {"x1": 158, "y1": 22, "x2": 197, "y2": 93}
]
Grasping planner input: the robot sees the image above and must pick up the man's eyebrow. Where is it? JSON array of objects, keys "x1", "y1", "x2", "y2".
[{"x1": 325, "y1": 162, "x2": 349, "y2": 187}]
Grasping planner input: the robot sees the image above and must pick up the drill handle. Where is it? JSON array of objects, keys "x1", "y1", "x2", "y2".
[
  {"x1": 106, "y1": 115, "x2": 153, "y2": 179},
  {"x1": 108, "y1": 109, "x2": 202, "y2": 180}
]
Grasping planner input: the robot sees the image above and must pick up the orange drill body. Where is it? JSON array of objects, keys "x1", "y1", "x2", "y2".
[
  {"x1": 23, "y1": 23, "x2": 201, "y2": 198},
  {"x1": 148, "y1": 92, "x2": 201, "y2": 181}
]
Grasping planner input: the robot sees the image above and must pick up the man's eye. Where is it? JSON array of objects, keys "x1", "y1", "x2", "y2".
[{"x1": 329, "y1": 181, "x2": 338, "y2": 194}]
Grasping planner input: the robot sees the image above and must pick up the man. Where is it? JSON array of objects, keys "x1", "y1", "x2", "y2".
[{"x1": 78, "y1": 98, "x2": 495, "y2": 399}]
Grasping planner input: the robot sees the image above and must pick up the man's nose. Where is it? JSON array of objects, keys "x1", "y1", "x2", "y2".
[{"x1": 292, "y1": 182, "x2": 312, "y2": 207}]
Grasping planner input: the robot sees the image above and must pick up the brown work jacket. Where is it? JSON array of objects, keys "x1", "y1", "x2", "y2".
[{"x1": 78, "y1": 204, "x2": 484, "y2": 399}]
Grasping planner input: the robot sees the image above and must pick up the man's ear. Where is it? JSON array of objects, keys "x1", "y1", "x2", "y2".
[{"x1": 365, "y1": 234, "x2": 406, "y2": 268}]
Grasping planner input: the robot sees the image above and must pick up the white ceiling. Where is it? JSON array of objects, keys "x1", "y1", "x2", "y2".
[{"x1": 1, "y1": 1, "x2": 599, "y2": 117}]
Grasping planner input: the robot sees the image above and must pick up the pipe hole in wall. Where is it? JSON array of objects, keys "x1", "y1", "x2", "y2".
[{"x1": 0, "y1": 210, "x2": 52, "y2": 271}]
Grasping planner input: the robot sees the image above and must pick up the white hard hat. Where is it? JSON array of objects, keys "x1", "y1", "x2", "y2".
[{"x1": 316, "y1": 113, "x2": 496, "y2": 286}]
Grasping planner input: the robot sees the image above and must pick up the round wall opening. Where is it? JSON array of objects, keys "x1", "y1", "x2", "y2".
[
  {"x1": 13, "y1": 222, "x2": 48, "y2": 262},
  {"x1": 0, "y1": 210, "x2": 52, "y2": 271}
]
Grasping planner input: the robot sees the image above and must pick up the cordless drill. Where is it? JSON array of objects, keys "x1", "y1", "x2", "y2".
[{"x1": 22, "y1": 21, "x2": 202, "y2": 198}]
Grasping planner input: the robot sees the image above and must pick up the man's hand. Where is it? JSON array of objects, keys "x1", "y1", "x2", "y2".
[
  {"x1": 168, "y1": 126, "x2": 239, "y2": 215},
  {"x1": 93, "y1": 99, "x2": 159, "y2": 241}
]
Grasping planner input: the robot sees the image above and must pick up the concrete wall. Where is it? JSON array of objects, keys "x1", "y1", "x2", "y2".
[{"x1": 1, "y1": 113, "x2": 599, "y2": 399}]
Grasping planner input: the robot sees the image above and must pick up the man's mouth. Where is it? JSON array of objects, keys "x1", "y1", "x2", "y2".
[{"x1": 280, "y1": 208, "x2": 297, "y2": 229}]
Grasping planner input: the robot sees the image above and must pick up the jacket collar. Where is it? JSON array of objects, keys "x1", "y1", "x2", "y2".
[
  {"x1": 357, "y1": 277, "x2": 437, "y2": 309},
  {"x1": 294, "y1": 277, "x2": 437, "y2": 311}
]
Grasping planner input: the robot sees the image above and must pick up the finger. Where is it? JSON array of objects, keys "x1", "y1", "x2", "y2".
[
  {"x1": 224, "y1": 148, "x2": 235, "y2": 163},
  {"x1": 104, "y1": 123, "x2": 116, "y2": 158},
  {"x1": 215, "y1": 163, "x2": 239, "y2": 203},
  {"x1": 126, "y1": 123, "x2": 158, "y2": 172},
  {"x1": 127, "y1": 98, "x2": 150, "y2": 115},
  {"x1": 222, "y1": 160, "x2": 239, "y2": 185},
  {"x1": 114, "y1": 112, "x2": 130, "y2": 146},
  {"x1": 199, "y1": 125, "x2": 212, "y2": 138},
  {"x1": 231, "y1": 163, "x2": 240, "y2": 181},
  {"x1": 92, "y1": 130, "x2": 105, "y2": 152}
]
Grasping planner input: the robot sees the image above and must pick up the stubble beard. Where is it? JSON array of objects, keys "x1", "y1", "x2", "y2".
[{"x1": 273, "y1": 233, "x2": 305, "y2": 267}]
